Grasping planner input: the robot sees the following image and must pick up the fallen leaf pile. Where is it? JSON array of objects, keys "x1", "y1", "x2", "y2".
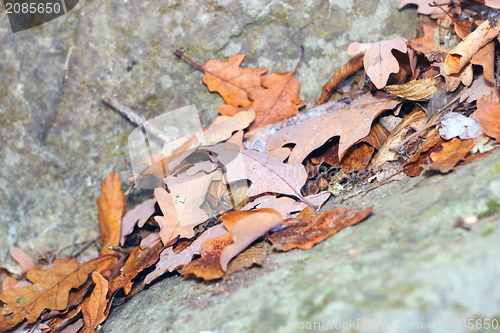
[{"x1": 2, "y1": 1, "x2": 500, "y2": 331}]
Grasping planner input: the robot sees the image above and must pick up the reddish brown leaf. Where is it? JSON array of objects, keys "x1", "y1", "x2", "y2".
[
  {"x1": 144, "y1": 224, "x2": 228, "y2": 284},
  {"x1": 81, "y1": 272, "x2": 109, "y2": 333},
  {"x1": 268, "y1": 206, "x2": 372, "y2": 251},
  {"x1": 315, "y1": 54, "x2": 364, "y2": 106},
  {"x1": 179, "y1": 233, "x2": 233, "y2": 280},
  {"x1": 202, "y1": 54, "x2": 268, "y2": 108},
  {"x1": 443, "y1": 20, "x2": 500, "y2": 75},
  {"x1": 219, "y1": 208, "x2": 283, "y2": 271},
  {"x1": 430, "y1": 138, "x2": 475, "y2": 173},
  {"x1": 220, "y1": 72, "x2": 306, "y2": 130},
  {"x1": 341, "y1": 143, "x2": 375, "y2": 173},
  {"x1": 0, "y1": 256, "x2": 116, "y2": 330},
  {"x1": 473, "y1": 98, "x2": 500, "y2": 141},
  {"x1": 267, "y1": 92, "x2": 401, "y2": 163},
  {"x1": 471, "y1": 41, "x2": 495, "y2": 84},
  {"x1": 108, "y1": 240, "x2": 163, "y2": 295},
  {"x1": 409, "y1": 23, "x2": 436, "y2": 54},
  {"x1": 97, "y1": 173, "x2": 124, "y2": 255}
]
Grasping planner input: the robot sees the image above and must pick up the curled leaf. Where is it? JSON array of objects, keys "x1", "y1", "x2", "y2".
[{"x1": 385, "y1": 77, "x2": 440, "y2": 101}]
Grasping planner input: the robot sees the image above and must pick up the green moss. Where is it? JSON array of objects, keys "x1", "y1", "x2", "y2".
[
  {"x1": 482, "y1": 224, "x2": 497, "y2": 237},
  {"x1": 478, "y1": 200, "x2": 500, "y2": 219},
  {"x1": 490, "y1": 161, "x2": 500, "y2": 174}
]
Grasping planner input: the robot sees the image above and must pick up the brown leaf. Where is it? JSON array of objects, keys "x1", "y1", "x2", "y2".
[
  {"x1": 154, "y1": 170, "x2": 220, "y2": 244},
  {"x1": 341, "y1": 143, "x2": 375, "y2": 173},
  {"x1": 384, "y1": 76, "x2": 440, "y2": 101},
  {"x1": 430, "y1": 138, "x2": 475, "y2": 173},
  {"x1": 202, "y1": 54, "x2": 268, "y2": 108},
  {"x1": 268, "y1": 206, "x2": 372, "y2": 251},
  {"x1": 97, "y1": 173, "x2": 124, "y2": 255},
  {"x1": 219, "y1": 208, "x2": 283, "y2": 271},
  {"x1": 486, "y1": 0, "x2": 500, "y2": 8},
  {"x1": 471, "y1": 41, "x2": 495, "y2": 84},
  {"x1": 220, "y1": 72, "x2": 306, "y2": 130},
  {"x1": 203, "y1": 110, "x2": 255, "y2": 144},
  {"x1": 0, "y1": 256, "x2": 116, "y2": 330},
  {"x1": 347, "y1": 37, "x2": 408, "y2": 89},
  {"x1": 144, "y1": 224, "x2": 228, "y2": 284},
  {"x1": 241, "y1": 192, "x2": 331, "y2": 217},
  {"x1": 473, "y1": 98, "x2": 500, "y2": 141},
  {"x1": 409, "y1": 23, "x2": 436, "y2": 54},
  {"x1": 120, "y1": 198, "x2": 157, "y2": 246},
  {"x1": 9, "y1": 246, "x2": 35, "y2": 274},
  {"x1": 108, "y1": 240, "x2": 163, "y2": 295},
  {"x1": 226, "y1": 241, "x2": 270, "y2": 275},
  {"x1": 267, "y1": 92, "x2": 401, "y2": 163},
  {"x1": 81, "y1": 272, "x2": 109, "y2": 333},
  {"x1": 179, "y1": 233, "x2": 233, "y2": 280},
  {"x1": 315, "y1": 54, "x2": 364, "y2": 106},
  {"x1": 398, "y1": 0, "x2": 446, "y2": 17},
  {"x1": 435, "y1": 62, "x2": 473, "y2": 92},
  {"x1": 220, "y1": 148, "x2": 308, "y2": 202},
  {"x1": 460, "y1": 76, "x2": 498, "y2": 103},
  {"x1": 444, "y1": 20, "x2": 500, "y2": 75}
]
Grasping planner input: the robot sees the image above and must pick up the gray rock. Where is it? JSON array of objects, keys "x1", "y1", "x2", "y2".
[{"x1": 0, "y1": 0, "x2": 416, "y2": 268}]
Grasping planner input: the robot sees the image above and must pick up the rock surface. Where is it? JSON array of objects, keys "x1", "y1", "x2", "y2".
[
  {"x1": 103, "y1": 151, "x2": 500, "y2": 333},
  {"x1": 0, "y1": 0, "x2": 416, "y2": 269}
]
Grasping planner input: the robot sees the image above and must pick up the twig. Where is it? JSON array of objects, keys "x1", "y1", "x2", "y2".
[{"x1": 102, "y1": 96, "x2": 172, "y2": 144}]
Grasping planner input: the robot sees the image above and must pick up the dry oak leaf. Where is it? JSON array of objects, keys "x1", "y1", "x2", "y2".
[
  {"x1": 435, "y1": 62, "x2": 473, "y2": 92},
  {"x1": 268, "y1": 206, "x2": 372, "y2": 251},
  {"x1": 154, "y1": 170, "x2": 221, "y2": 244},
  {"x1": 241, "y1": 192, "x2": 331, "y2": 218},
  {"x1": 120, "y1": 198, "x2": 157, "y2": 246},
  {"x1": 473, "y1": 98, "x2": 500, "y2": 141},
  {"x1": 203, "y1": 110, "x2": 256, "y2": 144},
  {"x1": 444, "y1": 20, "x2": 500, "y2": 75},
  {"x1": 81, "y1": 272, "x2": 109, "y2": 333},
  {"x1": 0, "y1": 256, "x2": 116, "y2": 330},
  {"x1": 486, "y1": 0, "x2": 500, "y2": 8},
  {"x1": 108, "y1": 240, "x2": 163, "y2": 295},
  {"x1": 471, "y1": 41, "x2": 495, "y2": 84},
  {"x1": 430, "y1": 138, "x2": 475, "y2": 173},
  {"x1": 97, "y1": 172, "x2": 125, "y2": 255},
  {"x1": 144, "y1": 224, "x2": 228, "y2": 284},
  {"x1": 398, "y1": 0, "x2": 446, "y2": 17},
  {"x1": 203, "y1": 54, "x2": 268, "y2": 108},
  {"x1": 219, "y1": 71, "x2": 306, "y2": 130},
  {"x1": 347, "y1": 37, "x2": 408, "y2": 89},
  {"x1": 409, "y1": 23, "x2": 436, "y2": 54},
  {"x1": 219, "y1": 208, "x2": 283, "y2": 271},
  {"x1": 178, "y1": 232, "x2": 233, "y2": 280},
  {"x1": 460, "y1": 75, "x2": 498, "y2": 103},
  {"x1": 267, "y1": 92, "x2": 401, "y2": 163},
  {"x1": 9, "y1": 246, "x2": 35, "y2": 274},
  {"x1": 220, "y1": 148, "x2": 308, "y2": 202},
  {"x1": 384, "y1": 76, "x2": 441, "y2": 101}
]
